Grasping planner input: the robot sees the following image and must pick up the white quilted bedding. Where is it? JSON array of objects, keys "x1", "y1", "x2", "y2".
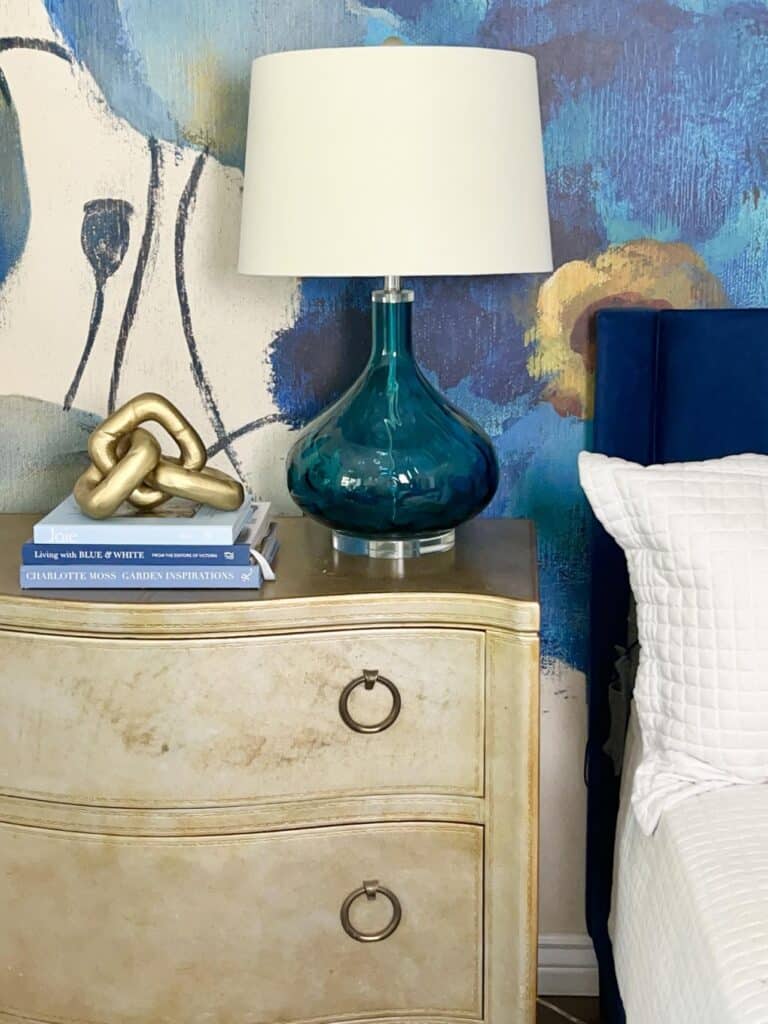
[
  {"x1": 611, "y1": 710, "x2": 768, "y2": 1023},
  {"x1": 579, "y1": 452, "x2": 768, "y2": 835}
]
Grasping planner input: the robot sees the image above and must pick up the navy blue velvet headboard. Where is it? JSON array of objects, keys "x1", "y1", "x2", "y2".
[{"x1": 587, "y1": 307, "x2": 768, "y2": 1022}]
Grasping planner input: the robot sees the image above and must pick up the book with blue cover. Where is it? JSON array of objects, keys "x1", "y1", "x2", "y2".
[
  {"x1": 33, "y1": 494, "x2": 256, "y2": 545},
  {"x1": 23, "y1": 503, "x2": 271, "y2": 565},
  {"x1": 20, "y1": 526, "x2": 279, "y2": 590},
  {"x1": 22, "y1": 541, "x2": 251, "y2": 565},
  {"x1": 20, "y1": 564, "x2": 264, "y2": 589}
]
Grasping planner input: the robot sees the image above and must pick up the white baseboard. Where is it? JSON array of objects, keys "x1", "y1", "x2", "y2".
[{"x1": 538, "y1": 933, "x2": 599, "y2": 997}]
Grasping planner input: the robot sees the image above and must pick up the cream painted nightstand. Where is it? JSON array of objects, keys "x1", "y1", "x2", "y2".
[{"x1": 0, "y1": 514, "x2": 539, "y2": 1024}]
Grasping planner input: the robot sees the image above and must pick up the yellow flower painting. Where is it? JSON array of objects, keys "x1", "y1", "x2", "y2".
[{"x1": 527, "y1": 240, "x2": 728, "y2": 420}]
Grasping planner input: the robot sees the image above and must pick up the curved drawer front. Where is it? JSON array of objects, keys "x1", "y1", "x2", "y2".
[
  {"x1": 0, "y1": 821, "x2": 483, "y2": 1024},
  {"x1": 0, "y1": 628, "x2": 483, "y2": 806}
]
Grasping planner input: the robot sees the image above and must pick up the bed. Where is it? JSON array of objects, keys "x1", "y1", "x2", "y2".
[
  {"x1": 586, "y1": 307, "x2": 768, "y2": 1022},
  {"x1": 610, "y1": 710, "x2": 768, "y2": 1022}
]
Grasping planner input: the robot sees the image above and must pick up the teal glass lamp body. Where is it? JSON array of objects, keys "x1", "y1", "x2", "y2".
[{"x1": 287, "y1": 286, "x2": 499, "y2": 557}]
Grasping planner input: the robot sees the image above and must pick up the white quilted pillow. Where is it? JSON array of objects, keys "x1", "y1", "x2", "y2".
[{"x1": 579, "y1": 452, "x2": 768, "y2": 835}]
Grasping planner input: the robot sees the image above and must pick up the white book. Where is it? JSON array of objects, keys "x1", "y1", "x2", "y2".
[{"x1": 34, "y1": 494, "x2": 259, "y2": 546}]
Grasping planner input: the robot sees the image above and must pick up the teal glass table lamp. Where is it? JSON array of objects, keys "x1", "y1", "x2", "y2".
[{"x1": 239, "y1": 45, "x2": 552, "y2": 557}]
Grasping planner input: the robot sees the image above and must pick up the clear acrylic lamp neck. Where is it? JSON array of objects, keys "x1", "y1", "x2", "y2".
[{"x1": 372, "y1": 276, "x2": 414, "y2": 305}]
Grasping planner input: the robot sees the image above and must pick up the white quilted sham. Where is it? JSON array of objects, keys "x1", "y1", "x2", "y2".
[
  {"x1": 579, "y1": 452, "x2": 768, "y2": 834},
  {"x1": 612, "y1": 711, "x2": 768, "y2": 1024}
]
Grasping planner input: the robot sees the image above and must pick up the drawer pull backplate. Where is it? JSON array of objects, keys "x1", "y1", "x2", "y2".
[
  {"x1": 340, "y1": 879, "x2": 402, "y2": 943},
  {"x1": 338, "y1": 670, "x2": 401, "y2": 734}
]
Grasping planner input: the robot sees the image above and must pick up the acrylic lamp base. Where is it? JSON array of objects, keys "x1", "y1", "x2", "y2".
[{"x1": 332, "y1": 528, "x2": 456, "y2": 560}]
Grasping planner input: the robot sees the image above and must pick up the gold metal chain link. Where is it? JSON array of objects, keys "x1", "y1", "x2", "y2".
[{"x1": 74, "y1": 393, "x2": 245, "y2": 519}]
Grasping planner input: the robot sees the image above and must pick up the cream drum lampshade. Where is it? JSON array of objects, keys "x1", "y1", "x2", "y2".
[{"x1": 238, "y1": 45, "x2": 552, "y2": 278}]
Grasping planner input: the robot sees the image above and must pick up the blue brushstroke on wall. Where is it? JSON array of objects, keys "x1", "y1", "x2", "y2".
[
  {"x1": 43, "y1": 0, "x2": 177, "y2": 144},
  {"x1": 64, "y1": 198, "x2": 134, "y2": 411},
  {"x1": 43, "y1": 0, "x2": 368, "y2": 168},
  {"x1": 269, "y1": 279, "x2": 374, "y2": 428},
  {"x1": 412, "y1": 276, "x2": 538, "y2": 406},
  {"x1": 492, "y1": 404, "x2": 589, "y2": 668},
  {"x1": 374, "y1": 0, "x2": 434, "y2": 17},
  {"x1": 0, "y1": 72, "x2": 29, "y2": 286},
  {"x1": 480, "y1": 0, "x2": 768, "y2": 246},
  {"x1": 0, "y1": 37, "x2": 72, "y2": 288}
]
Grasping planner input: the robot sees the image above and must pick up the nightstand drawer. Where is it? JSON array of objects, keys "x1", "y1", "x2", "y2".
[
  {"x1": 0, "y1": 628, "x2": 484, "y2": 806},
  {"x1": 0, "y1": 821, "x2": 483, "y2": 1024}
]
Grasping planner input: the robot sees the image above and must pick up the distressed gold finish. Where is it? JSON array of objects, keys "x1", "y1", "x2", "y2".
[
  {"x1": 0, "y1": 629, "x2": 485, "y2": 807},
  {"x1": 73, "y1": 392, "x2": 244, "y2": 518},
  {"x1": 0, "y1": 515, "x2": 539, "y2": 637},
  {"x1": 0, "y1": 513, "x2": 539, "y2": 1024},
  {"x1": 0, "y1": 823, "x2": 483, "y2": 1023}
]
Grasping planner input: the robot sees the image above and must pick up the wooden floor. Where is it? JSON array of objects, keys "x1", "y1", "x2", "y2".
[{"x1": 537, "y1": 996, "x2": 601, "y2": 1023}]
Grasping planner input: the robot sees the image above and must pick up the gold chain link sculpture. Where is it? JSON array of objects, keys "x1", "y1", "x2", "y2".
[{"x1": 74, "y1": 393, "x2": 245, "y2": 519}]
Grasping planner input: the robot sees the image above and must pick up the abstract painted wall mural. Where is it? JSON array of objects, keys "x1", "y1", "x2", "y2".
[
  {"x1": 1, "y1": 6, "x2": 766, "y2": 924},
  {"x1": 0, "y1": 2, "x2": 298, "y2": 515}
]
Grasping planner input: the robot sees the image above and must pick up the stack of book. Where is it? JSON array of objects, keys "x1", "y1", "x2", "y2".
[{"x1": 20, "y1": 495, "x2": 278, "y2": 590}]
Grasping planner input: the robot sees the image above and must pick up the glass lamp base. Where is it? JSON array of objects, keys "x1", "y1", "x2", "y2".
[
  {"x1": 287, "y1": 281, "x2": 499, "y2": 557},
  {"x1": 332, "y1": 529, "x2": 455, "y2": 559}
]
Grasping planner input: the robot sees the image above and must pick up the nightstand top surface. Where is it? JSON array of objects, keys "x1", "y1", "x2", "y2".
[{"x1": 0, "y1": 514, "x2": 538, "y2": 637}]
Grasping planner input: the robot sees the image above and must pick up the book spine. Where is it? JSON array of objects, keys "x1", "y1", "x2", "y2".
[
  {"x1": 32, "y1": 524, "x2": 241, "y2": 545},
  {"x1": 19, "y1": 565, "x2": 264, "y2": 589},
  {"x1": 22, "y1": 543, "x2": 251, "y2": 565}
]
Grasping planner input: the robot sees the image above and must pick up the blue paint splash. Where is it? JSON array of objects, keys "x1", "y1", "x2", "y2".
[
  {"x1": 0, "y1": 72, "x2": 29, "y2": 286},
  {"x1": 269, "y1": 279, "x2": 374, "y2": 428},
  {"x1": 480, "y1": 0, "x2": 768, "y2": 248},
  {"x1": 44, "y1": 0, "x2": 177, "y2": 144},
  {"x1": 44, "y1": 0, "x2": 368, "y2": 168},
  {"x1": 491, "y1": 404, "x2": 590, "y2": 670}
]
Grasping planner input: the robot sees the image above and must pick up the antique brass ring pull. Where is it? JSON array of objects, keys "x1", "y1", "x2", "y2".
[
  {"x1": 74, "y1": 393, "x2": 245, "y2": 518},
  {"x1": 338, "y1": 669, "x2": 402, "y2": 734},
  {"x1": 340, "y1": 880, "x2": 402, "y2": 943}
]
